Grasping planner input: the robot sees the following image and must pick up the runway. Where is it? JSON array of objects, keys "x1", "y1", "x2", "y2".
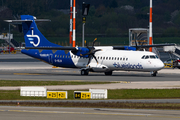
[
  {"x1": 0, "y1": 63, "x2": 180, "y2": 82},
  {"x1": 1, "y1": 53, "x2": 180, "y2": 90},
  {"x1": 1, "y1": 52, "x2": 180, "y2": 120},
  {"x1": 0, "y1": 106, "x2": 180, "y2": 120}
]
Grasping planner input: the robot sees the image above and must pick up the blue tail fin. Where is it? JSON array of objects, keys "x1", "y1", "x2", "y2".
[{"x1": 21, "y1": 15, "x2": 60, "y2": 47}]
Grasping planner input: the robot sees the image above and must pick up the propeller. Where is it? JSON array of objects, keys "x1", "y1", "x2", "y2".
[{"x1": 80, "y1": 38, "x2": 101, "y2": 66}]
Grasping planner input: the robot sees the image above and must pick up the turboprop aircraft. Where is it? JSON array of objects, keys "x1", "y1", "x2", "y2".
[{"x1": 5, "y1": 15, "x2": 175, "y2": 76}]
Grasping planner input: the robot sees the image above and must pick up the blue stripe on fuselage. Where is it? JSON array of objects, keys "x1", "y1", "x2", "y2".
[{"x1": 21, "y1": 49, "x2": 76, "y2": 68}]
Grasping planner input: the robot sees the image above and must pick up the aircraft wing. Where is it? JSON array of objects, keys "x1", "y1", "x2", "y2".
[
  {"x1": 26, "y1": 43, "x2": 176, "y2": 51},
  {"x1": 113, "y1": 43, "x2": 176, "y2": 50},
  {"x1": 133, "y1": 43, "x2": 176, "y2": 48}
]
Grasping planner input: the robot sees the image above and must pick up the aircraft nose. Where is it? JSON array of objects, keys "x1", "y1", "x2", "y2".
[{"x1": 156, "y1": 60, "x2": 164, "y2": 69}]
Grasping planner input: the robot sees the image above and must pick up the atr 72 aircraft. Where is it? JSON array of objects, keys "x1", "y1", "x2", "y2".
[{"x1": 5, "y1": 15, "x2": 175, "y2": 76}]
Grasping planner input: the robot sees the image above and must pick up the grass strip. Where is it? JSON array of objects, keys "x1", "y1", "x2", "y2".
[
  {"x1": 0, "y1": 80, "x2": 113, "y2": 87},
  {"x1": 108, "y1": 89, "x2": 180, "y2": 99},
  {"x1": 0, "y1": 89, "x2": 180, "y2": 100},
  {"x1": 1, "y1": 89, "x2": 180, "y2": 109}
]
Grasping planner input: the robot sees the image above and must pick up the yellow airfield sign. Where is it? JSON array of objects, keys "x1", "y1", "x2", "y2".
[
  {"x1": 47, "y1": 91, "x2": 57, "y2": 98},
  {"x1": 74, "y1": 91, "x2": 91, "y2": 99},
  {"x1": 47, "y1": 91, "x2": 67, "y2": 99},
  {"x1": 58, "y1": 92, "x2": 66, "y2": 99},
  {"x1": 81, "y1": 92, "x2": 91, "y2": 99}
]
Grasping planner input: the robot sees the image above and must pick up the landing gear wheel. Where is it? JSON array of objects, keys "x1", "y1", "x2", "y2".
[
  {"x1": 104, "y1": 71, "x2": 113, "y2": 76},
  {"x1": 81, "y1": 70, "x2": 89, "y2": 75},
  {"x1": 151, "y1": 71, "x2": 157, "y2": 77}
]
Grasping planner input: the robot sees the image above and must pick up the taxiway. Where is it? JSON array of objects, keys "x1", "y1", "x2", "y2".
[{"x1": 0, "y1": 106, "x2": 180, "y2": 120}]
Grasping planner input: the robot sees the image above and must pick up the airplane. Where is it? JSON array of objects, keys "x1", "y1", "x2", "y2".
[{"x1": 5, "y1": 15, "x2": 175, "y2": 76}]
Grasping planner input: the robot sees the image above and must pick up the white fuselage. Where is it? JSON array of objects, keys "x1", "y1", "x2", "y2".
[{"x1": 70, "y1": 48, "x2": 164, "y2": 72}]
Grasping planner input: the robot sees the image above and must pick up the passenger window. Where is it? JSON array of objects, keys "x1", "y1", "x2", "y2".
[
  {"x1": 117, "y1": 57, "x2": 119, "y2": 60},
  {"x1": 123, "y1": 58, "x2": 125, "y2": 61},
  {"x1": 109, "y1": 57, "x2": 111, "y2": 60},
  {"x1": 115, "y1": 57, "x2": 116, "y2": 60},
  {"x1": 98, "y1": 57, "x2": 99, "y2": 59},
  {"x1": 145, "y1": 56, "x2": 149, "y2": 59},
  {"x1": 106, "y1": 57, "x2": 108, "y2": 60},
  {"x1": 103, "y1": 57, "x2": 105, "y2": 60},
  {"x1": 112, "y1": 57, "x2": 114, "y2": 60},
  {"x1": 120, "y1": 58, "x2": 122, "y2": 60},
  {"x1": 126, "y1": 58, "x2": 128, "y2": 61}
]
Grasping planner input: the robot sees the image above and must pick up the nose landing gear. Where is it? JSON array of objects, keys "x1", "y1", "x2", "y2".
[{"x1": 151, "y1": 71, "x2": 157, "y2": 77}]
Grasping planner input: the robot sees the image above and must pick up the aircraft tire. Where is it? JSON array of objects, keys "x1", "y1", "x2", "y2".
[
  {"x1": 104, "y1": 71, "x2": 112, "y2": 75},
  {"x1": 81, "y1": 70, "x2": 89, "y2": 75},
  {"x1": 151, "y1": 71, "x2": 157, "y2": 77}
]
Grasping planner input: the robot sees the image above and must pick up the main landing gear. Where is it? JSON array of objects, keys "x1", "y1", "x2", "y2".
[
  {"x1": 81, "y1": 69, "x2": 89, "y2": 75},
  {"x1": 151, "y1": 71, "x2": 157, "y2": 77},
  {"x1": 104, "y1": 71, "x2": 113, "y2": 76},
  {"x1": 81, "y1": 70, "x2": 113, "y2": 76}
]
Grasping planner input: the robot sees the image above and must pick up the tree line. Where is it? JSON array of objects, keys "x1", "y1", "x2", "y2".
[{"x1": 1, "y1": 0, "x2": 180, "y2": 37}]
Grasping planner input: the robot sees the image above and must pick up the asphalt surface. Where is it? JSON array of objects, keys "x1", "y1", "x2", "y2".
[
  {"x1": 1, "y1": 51, "x2": 180, "y2": 120},
  {"x1": 0, "y1": 65, "x2": 180, "y2": 81},
  {"x1": 1, "y1": 99, "x2": 180, "y2": 103},
  {"x1": 0, "y1": 106, "x2": 180, "y2": 120},
  {"x1": 0, "y1": 53, "x2": 180, "y2": 103},
  {"x1": 0, "y1": 53, "x2": 180, "y2": 90}
]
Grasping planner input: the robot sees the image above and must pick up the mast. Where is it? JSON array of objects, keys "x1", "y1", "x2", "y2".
[
  {"x1": 69, "y1": 0, "x2": 73, "y2": 46},
  {"x1": 72, "y1": 0, "x2": 76, "y2": 47}
]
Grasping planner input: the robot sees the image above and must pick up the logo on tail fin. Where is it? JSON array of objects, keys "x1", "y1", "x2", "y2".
[{"x1": 27, "y1": 28, "x2": 40, "y2": 47}]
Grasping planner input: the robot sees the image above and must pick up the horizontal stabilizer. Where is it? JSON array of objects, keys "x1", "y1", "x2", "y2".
[
  {"x1": 4, "y1": 19, "x2": 51, "y2": 23},
  {"x1": 25, "y1": 47, "x2": 77, "y2": 51}
]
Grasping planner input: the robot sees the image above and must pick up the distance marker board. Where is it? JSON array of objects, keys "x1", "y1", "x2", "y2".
[
  {"x1": 74, "y1": 91, "x2": 91, "y2": 99},
  {"x1": 47, "y1": 91, "x2": 67, "y2": 99}
]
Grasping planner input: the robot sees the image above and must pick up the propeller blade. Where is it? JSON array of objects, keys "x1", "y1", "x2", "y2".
[
  {"x1": 87, "y1": 55, "x2": 92, "y2": 65},
  {"x1": 94, "y1": 49, "x2": 102, "y2": 52},
  {"x1": 92, "y1": 54, "x2": 98, "y2": 64},
  {"x1": 83, "y1": 38, "x2": 100, "y2": 66},
  {"x1": 92, "y1": 38, "x2": 97, "y2": 47}
]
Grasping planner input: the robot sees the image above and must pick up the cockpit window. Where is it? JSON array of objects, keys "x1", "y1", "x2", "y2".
[
  {"x1": 142, "y1": 55, "x2": 158, "y2": 59},
  {"x1": 141, "y1": 55, "x2": 145, "y2": 59},
  {"x1": 155, "y1": 55, "x2": 159, "y2": 59},
  {"x1": 145, "y1": 56, "x2": 149, "y2": 59},
  {"x1": 150, "y1": 55, "x2": 156, "y2": 59}
]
